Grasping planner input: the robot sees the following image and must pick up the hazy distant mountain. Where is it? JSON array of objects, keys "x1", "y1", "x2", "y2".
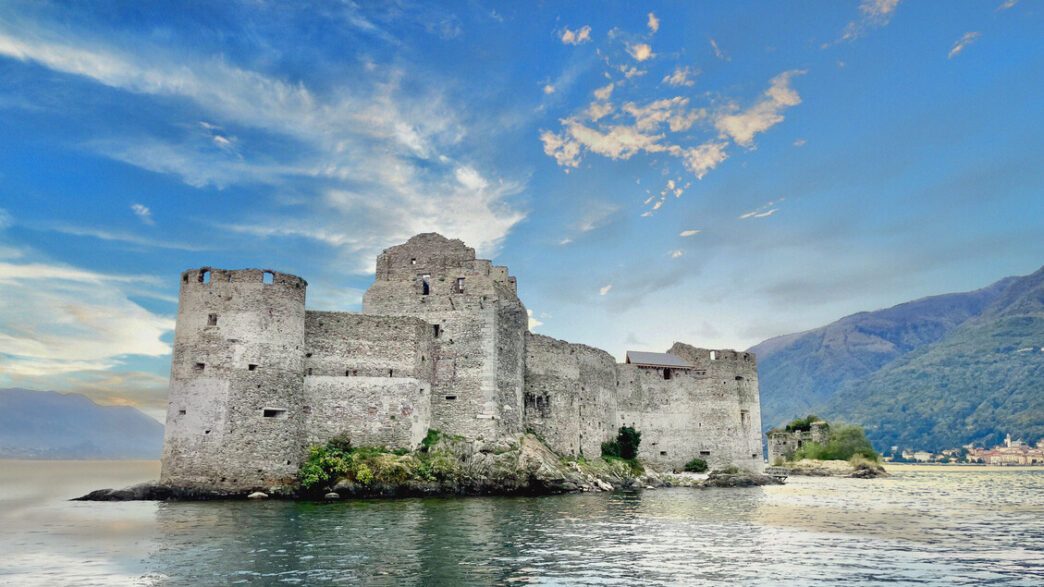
[
  {"x1": 0, "y1": 388, "x2": 164, "y2": 459},
  {"x1": 751, "y1": 267, "x2": 1044, "y2": 450}
]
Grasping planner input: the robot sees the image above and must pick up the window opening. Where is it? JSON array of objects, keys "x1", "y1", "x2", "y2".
[
  {"x1": 178, "y1": 409, "x2": 186, "y2": 416},
  {"x1": 248, "y1": 364, "x2": 258, "y2": 371},
  {"x1": 388, "y1": 369, "x2": 393, "y2": 377},
  {"x1": 410, "y1": 258, "x2": 417, "y2": 265},
  {"x1": 455, "y1": 277, "x2": 465, "y2": 294},
  {"x1": 208, "y1": 313, "x2": 218, "y2": 326},
  {"x1": 445, "y1": 395, "x2": 457, "y2": 400},
  {"x1": 199, "y1": 270, "x2": 210, "y2": 284},
  {"x1": 194, "y1": 362, "x2": 205, "y2": 371},
  {"x1": 433, "y1": 324, "x2": 440, "y2": 338},
  {"x1": 735, "y1": 375, "x2": 744, "y2": 381},
  {"x1": 263, "y1": 271, "x2": 274, "y2": 285},
  {"x1": 422, "y1": 274, "x2": 430, "y2": 295},
  {"x1": 262, "y1": 408, "x2": 287, "y2": 418},
  {"x1": 710, "y1": 351, "x2": 716, "y2": 360},
  {"x1": 663, "y1": 368, "x2": 672, "y2": 380},
  {"x1": 700, "y1": 450, "x2": 711, "y2": 456},
  {"x1": 307, "y1": 368, "x2": 313, "y2": 376},
  {"x1": 660, "y1": 451, "x2": 667, "y2": 456}
]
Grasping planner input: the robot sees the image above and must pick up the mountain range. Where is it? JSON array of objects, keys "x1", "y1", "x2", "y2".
[
  {"x1": 0, "y1": 388, "x2": 164, "y2": 459},
  {"x1": 751, "y1": 266, "x2": 1044, "y2": 451}
]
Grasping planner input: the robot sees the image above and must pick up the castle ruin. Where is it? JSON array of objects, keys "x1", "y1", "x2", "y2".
[{"x1": 161, "y1": 233, "x2": 764, "y2": 490}]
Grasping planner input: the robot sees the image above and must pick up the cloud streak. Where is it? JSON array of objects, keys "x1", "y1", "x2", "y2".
[{"x1": 948, "y1": 32, "x2": 981, "y2": 59}]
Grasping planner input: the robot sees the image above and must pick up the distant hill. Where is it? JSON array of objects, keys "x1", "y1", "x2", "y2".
[
  {"x1": 0, "y1": 388, "x2": 164, "y2": 459},
  {"x1": 751, "y1": 267, "x2": 1044, "y2": 451}
]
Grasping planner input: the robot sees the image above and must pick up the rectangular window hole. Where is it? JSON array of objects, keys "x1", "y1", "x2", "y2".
[
  {"x1": 248, "y1": 364, "x2": 258, "y2": 371},
  {"x1": 445, "y1": 395, "x2": 457, "y2": 401},
  {"x1": 660, "y1": 451, "x2": 667, "y2": 456},
  {"x1": 199, "y1": 269, "x2": 210, "y2": 284},
  {"x1": 263, "y1": 271, "x2": 274, "y2": 285},
  {"x1": 262, "y1": 408, "x2": 287, "y2": 419},
  {"x1": 193, "y1": 362, "x2": 205, "y2": 371},
  {"x1": 178, "y1": 409, "x2": 186, "y2": 416},
  {"x1": 207, "y1": 313, "x2": 218, "y2": 326},
  {"x1": 307, "y1": 368, "x2": 313, "y2": 375},
  {"x1": 433, "y1": 324, "x2": 440, "y2": 338},
  {"x1": 700, "y1": 450, "x2": 711, "y2": 456}
]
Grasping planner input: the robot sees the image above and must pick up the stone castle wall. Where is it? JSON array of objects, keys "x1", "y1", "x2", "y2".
[
  {"x1": 302, "y1": 312, "x2": 434, "y2": 449},
  {"x1": 161, "y1": 268, "x2": 308, "y2": 490},
  {"x1": 161, "y1": 234, "x2": 765, "y2": 491}
]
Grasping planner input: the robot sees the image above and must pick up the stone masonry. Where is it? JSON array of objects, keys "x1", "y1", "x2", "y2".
[{"x1": 161, "y1": 233, "x2": 764, "y2": 491}]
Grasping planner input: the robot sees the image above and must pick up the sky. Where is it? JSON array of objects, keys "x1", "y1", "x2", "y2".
[{"x1": 1, "y1": 0, "x2": 1042, "y2": 421}]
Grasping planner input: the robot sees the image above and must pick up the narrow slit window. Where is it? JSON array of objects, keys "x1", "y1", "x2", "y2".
[
  {"x1": 700, "y1": 450, "x2": 711, "y2": 456},
  {"x1": 262, "y1": 408, "x2": 287, "y2": 419},
  {"x1": 178, "y1": 409, "x2": 186, "y2": 416},
  {"x1": 663, "y1": 368, "x2": 672, "y2": 380},
  {"x1": 433, "y1": 324, "x2": 440, "y2": 338},
  {"x1": 307, "y1": 368, "x2": 313, "y2": 375},
  {"x1": 445, "y1": 395, "x2": 457, "y2": 401},
  {"x1": 388, "y1": 369, "x2": 393, "y2": 377},
  {"x1": 422, "y1": 274, "x2": 430, "y2": 295},
  {"x1": 455, "y1": 277, "x2": 465, "y2": 294},
  {"x1": 248, "y1": 364, "x2": 258, "y2": 371},
  {"x1": 263, "y1": 271, "x2": 274, "y2": 284},
  {"x1": 208, "y1": 313, "x2": 218, "y2": 326},
  {"x1": 194, "y1": 362, "x2": 205, "y2": 371},
  {"x1": 660, "y1": 451, "x2": 667, "y2": 456}
]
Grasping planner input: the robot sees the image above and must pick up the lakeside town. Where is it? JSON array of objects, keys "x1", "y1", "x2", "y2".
[{"x1": 884, "y1": 435, "x2": 1044, "y2": 465}]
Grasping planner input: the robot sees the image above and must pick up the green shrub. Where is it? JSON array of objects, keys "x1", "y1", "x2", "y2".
[
  {"x1": 793, "y1": 423, "x2": 880, "y2": 462},
  {"x1": 298, "y1": 444, "x2": 351, "y2": 489},
  {"x1": 601, "y1": 426, "x2": 641, "y2": 460},
  {"x1": 683, "y1": 458, "x2": 708, "y2": 473},
  {"x1": 785, "y1": 414, "x2": 824, "y2": 433},
  {"x1": 421, "y1": 429, "x2": 441, "y2": 450},
  {"x1": 327, "y1": 433, "x2": 353, "y2": 453}
]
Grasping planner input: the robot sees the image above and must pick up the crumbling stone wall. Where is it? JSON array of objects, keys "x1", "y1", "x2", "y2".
[
  {"x1": 523, "y1": 334, "x2": 618, "y2": 457},
  {"x1": 162, "y1": 268, "x2": 308, "y2": 491},
  {"x1": 766, "y1": 420, "x2": 829, "y2": 464},
  {"x1": 362, "y1": 233, "x2": 526, "y2": 441}
]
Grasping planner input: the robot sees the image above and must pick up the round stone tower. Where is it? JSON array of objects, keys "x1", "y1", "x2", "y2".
[{"x1": 161, "y1": 267, "x2": 308, "y2": 491}]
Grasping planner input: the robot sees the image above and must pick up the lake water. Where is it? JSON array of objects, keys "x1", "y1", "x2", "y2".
[{"x1": 1, "y1": 461, "x2": 1042, "y2": 585}]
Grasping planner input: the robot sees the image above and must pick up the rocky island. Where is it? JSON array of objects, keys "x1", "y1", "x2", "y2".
[{"x1": 81, "y1": 233, "x2": 774, "y2": 500}]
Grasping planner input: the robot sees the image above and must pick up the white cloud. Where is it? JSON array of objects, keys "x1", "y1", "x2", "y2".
[
  {"x1": 998, "y1": 0, "x2": 1019, "y2": 9},
  {"x1": 679, "y1": 229, "x2": 701, "y2": 237},
  {"x1": 647, "y1": 13, "x2": 660, "y2": 34},
  {"x1": 543, "y1": 84, "x2": 555, "y2": 94},
  {"x1": 0, "y1": 261, "x2": 174, "y2": 378},
  {"x1": 561, "y1": 26, "x2": 592, "y2": 45},
  {"x1": 527, "y1": 308, "x2": 543, "y2": 331},
  {"x1": 559, "y1": 238, "x2": 573, "y2": 245},
  {"x1": 586, "y1": 101, "x2": 614, "y2": 122},
  {"x1": 948, "y1": 32, "x2": 981, "y2": 59},
  {"x1": 793, "y1": 138, "x2": 807, "y2": 147},
  {"x1": 669, "y1": 249, "x2": 683, "y2": 258},
  {"x1": 833, "y1": 0, "x2": 901, "y2": 45},
  {"x1": 130, "y1": 203, "x2": 154, "y2": 225},
  {"x1": 675, "y1": 141, "x2": 729, "y2": 178},
  {"x1": 0, "y1": 21, "x2": 527, "y2": 269},
  {"x1": 47, "y1": 224, "x2": 205, "y2": 251},
  {"x1": 0, "y1": 208, "x2": 11, "y2": 230},
  {"x1": 599, "y1": 283, "x2": 613, "y2": 296},
  {"x1": 663, "y1": 66, "x2": 697, "y2": 87},
  {"x1": 710, "y1": 39, "x2": 729, "y2": 61},
  {"x1": 593, "y1": 82, "x2": 614, "y2": 101},
  {"x1": 715, "y1": 70, "x2": 805, "y2": 147},
  {"x1": 626, "y1": 43, "x2": 655, "y2": 62},
  {"x1": 740, "y1": 199, "x2": 784, "y2": 219}
]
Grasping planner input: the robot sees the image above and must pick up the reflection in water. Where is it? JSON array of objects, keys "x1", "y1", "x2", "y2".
[{"x1": 2, "y1": 462, "x2": 1043, "y2": 585}]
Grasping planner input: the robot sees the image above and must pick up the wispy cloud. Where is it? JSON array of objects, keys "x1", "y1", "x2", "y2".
[
  {"x1": 679, "y1": 229, "x2": 701, "y2": 237},
  {"x1": 715, "y1": 70, "x2": 805, "y2": 148},
  {"x1": 740, "y1": 199, "x2": 784, "y2": 219},
  {"x1": 669, "y1": 249, "x2": 683, "y2": 258},
  {"x1": 45, "y1": 224, "x2": 207, "y2": 251},
  {"x1": 948, "y1": 32, "x2": 981, "y2": 59},
  {"x1": 709, "y1": 39, "x2": 729, "y2": 61},
  {"x1": 997, "y1": 0, "x2": 1019, "y2": 10},
  {"x1": 793, "y1": 138, "x2": 807, "y2": 147},
  {"x1": 647, "y1": 13, "x2": 660, "y2": 34},
  {"x1": 561, "y1": 26, "x2": 592, "y2": 45},
  {"x1": 130, "y1": 203, "x2": 154, "y2": 225},
  {"x1": 599, "y1": 283, "x2": 613, "y2": 296},
  {"x1": 662, "y1": 66, "x2": 697, "y2": 87},
  {"x1": 0, "y1": 260, "x2": 174, "y2": 380},
  {"x1": 831, "y1": 0, "x2": 901, "y2": 46},
  {"x1": 0, "y1": 16, "x2": 527, "y2": 267}
]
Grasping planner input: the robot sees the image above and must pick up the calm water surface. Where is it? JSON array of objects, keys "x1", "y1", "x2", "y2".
[{"x1": 1, "y1": 461, "x2": 1042, "y2": 585}]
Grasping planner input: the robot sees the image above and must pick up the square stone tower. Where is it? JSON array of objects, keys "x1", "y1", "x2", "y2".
[{"x1": 362, "y1": 233, "x2": 527, "y2": 440}]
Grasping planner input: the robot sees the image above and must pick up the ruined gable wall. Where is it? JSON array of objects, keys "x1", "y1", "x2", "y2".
[
  {"x1": 362, "y1": 233, "x2": 526, "y2": 440},
  {"x1": 523, "y1": 334, "x2": 617, "y2": 457},
  {"x1": 302, "y1": 312, "x2": 434, "y2": 449},
  {"x1": 162, "y1": 268, "x2": 308, "y2": 491}
]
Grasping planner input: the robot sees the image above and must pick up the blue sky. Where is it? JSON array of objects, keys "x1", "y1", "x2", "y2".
[{"x1": 1, "y1": 0, "x2": 1042, "y2": 420}]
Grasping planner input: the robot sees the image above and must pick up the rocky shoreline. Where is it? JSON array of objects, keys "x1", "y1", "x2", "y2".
[
  {"x1": 75, "y1": 434, "x2": 782, "y2": 501},
  {"x1": 777, "y1": 458, "x2": 890, "y2": 478}
]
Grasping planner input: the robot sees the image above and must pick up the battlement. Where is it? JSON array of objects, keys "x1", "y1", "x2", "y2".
[{"x1": 181, "y1": 267, "x2": 307, "y2": 289}]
